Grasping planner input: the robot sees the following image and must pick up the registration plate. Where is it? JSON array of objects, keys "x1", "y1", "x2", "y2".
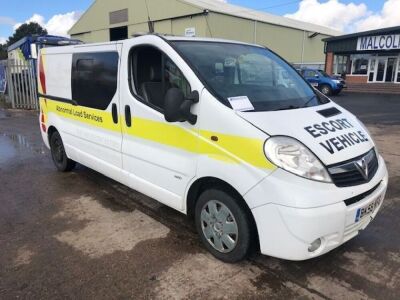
[{"x1": 355, "y1": 196, "x2": 382, "y2": 222}]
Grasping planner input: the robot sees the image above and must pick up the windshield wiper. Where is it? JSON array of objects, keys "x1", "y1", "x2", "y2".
[
  {"x1": 274, "y1": 105, "x2": 300, "y2": 111},
  {"x1": 301, "y1": 95, "x2": 317, "y2": 108},
  {"x1": 273, "y1": 95, "x2": 318, "y2": 111}
]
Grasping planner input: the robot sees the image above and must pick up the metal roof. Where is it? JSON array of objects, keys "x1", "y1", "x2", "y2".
[
  {"x1": 323, "y1": 25, "x2": 400, "y2": 42},
  {"x1": 180, "y1": 0, "x2": 342, "y2": 36}
]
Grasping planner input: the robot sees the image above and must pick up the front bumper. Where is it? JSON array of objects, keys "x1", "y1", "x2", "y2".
[
  {"x1": 333, "y1": 84, "x2": 344, "y2": 91},
  {"x1": 245, "y1": 156, "x2": 388, "y2": 261}
]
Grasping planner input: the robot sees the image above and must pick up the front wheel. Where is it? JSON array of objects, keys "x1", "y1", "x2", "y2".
[
  {"x1": 50, "y1": 131, "x2": 76, "y2": 172},
  {"x1": 195, "y1": 189, "x2": 254, "y2": 263},
  {"x1": 319, "y1": 84, "x2": 332, "y2": 96}
]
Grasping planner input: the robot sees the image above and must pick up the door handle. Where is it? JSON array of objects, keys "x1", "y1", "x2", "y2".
[
  {"x1": 112, "y1": 104, "x2": 118, "y2": 124},
  {"x1": 125, "y1": 105, "x2": 132, "y2": 127}
]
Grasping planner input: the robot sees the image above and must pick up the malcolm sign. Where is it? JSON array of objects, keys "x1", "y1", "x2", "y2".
[{"x1": 357, "y1": 34, "x2": 400, "y2": 51}]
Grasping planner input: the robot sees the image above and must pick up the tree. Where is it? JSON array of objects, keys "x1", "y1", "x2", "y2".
[
  {"x1": 0, "y1": 44, "x2": 7, "y2": 60},
  {"x1": 7, "y1": 22, "x2": 48, "y2": 46}
]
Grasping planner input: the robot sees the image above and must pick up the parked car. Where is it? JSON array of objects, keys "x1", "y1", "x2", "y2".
[
  {"x1": 38, "y1": 35, "x2": 387, "y2": 262},
  {"x1": 300, "y1": 68, "x2": 346, "y2": 96}
]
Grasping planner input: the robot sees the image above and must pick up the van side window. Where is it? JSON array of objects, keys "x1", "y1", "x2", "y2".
[
  {"x1": 72, "y1": 52, "x2": 119, "y2": 110},
  {"x1": 129, "y1": 46, "x2": 191, "y2": 111}
]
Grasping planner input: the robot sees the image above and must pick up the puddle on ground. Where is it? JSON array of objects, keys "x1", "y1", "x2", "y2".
[
  {"x1": 0, "y1": 133, "x2": 47, "y2": 160},
  {"x1": 0, "y1": 136, "x2": 17, "y2": 165},
  {"x1": 0, "y1": 109, "x2": 11, "y2": 119}
]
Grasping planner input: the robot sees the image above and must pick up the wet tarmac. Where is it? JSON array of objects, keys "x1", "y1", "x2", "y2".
[{"x1": 0, "y1": 92, "x2": 399, "y2": 299}]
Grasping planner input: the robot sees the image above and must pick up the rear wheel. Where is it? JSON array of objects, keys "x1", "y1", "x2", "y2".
[
  {"x1": 195, "y1": 188, "x2": 254, "y2": 263},
  {"x1": 50, "y1": 131, "x2": 76, "y2": 172},
  {"x1": 319, "y1": 84, "x2": 332, "y2": 96}
]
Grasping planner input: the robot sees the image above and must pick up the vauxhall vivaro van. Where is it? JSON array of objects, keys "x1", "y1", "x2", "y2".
[{"x1": 38, "y1": 35, "x2": 388, "y2": 262}]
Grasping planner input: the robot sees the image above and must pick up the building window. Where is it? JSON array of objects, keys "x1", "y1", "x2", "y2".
[
  {"x1": 351, "y1": 55, "x2": 369, "y2": 75},
  {"x1": 397, "y1": 58, "x2": 400, "y2": 83},
  {"x1": 368, "y1": 58, "x2": 376, "y2": 82},
  {"x1": 72, "y1": 52, "x2": 119, "y2": 110},
  {"x1": 333, "y1": 55, "x2": 349, "y2": 75},
  {"x1": 110, "y1": 26, "x2": 128, "y2": 41}
]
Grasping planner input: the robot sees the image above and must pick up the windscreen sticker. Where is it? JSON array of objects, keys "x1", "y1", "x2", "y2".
[
  {"x1": 304, "y1": 118, "x2": 369, "y2": 154},
  {"x1": 224, "y1": 57, "x2": 237, "y2": 67},
  {"x1": 227, "y1": 96, "x2": 255, "y2": 112}
]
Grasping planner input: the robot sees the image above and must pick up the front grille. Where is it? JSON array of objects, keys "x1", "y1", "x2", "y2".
[
  {"x1": 344, "y1": 182, "x2": 381, "y2": 206},
  {"x1": 328, "y1": 149, "x2": 379, "y2": 187}
]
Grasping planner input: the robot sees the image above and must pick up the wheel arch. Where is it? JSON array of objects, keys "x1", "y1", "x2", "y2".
[
  {"x1": 186, "y1": 176, "x2": 259, "y2": 249},
  {"x1": 47, "y1": 126, "x2": 58, "y2": 144},
  {"x1": 47, "y1": 125, "x2": 58, "y2": 143}
]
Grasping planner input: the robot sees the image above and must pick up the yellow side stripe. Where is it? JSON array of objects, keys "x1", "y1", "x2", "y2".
[
  {"x1": 43, "y1": 99, "x2": 121, "y2": 133},
  {"x1": 40, "y1": 98, "x2": 275, "y2": 170},
  {"x1": 199, "y1": 130, "x2": 271, "y2": 169}
]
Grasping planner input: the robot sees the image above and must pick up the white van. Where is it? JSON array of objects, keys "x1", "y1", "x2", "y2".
[{"x1": 38, "y1": 35, "x2": 388, "y2": 262}]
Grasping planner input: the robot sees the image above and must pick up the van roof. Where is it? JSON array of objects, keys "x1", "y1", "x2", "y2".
[
  {"x1": 162, "y1": 35, "x2": 259, "y2": 46},
  {"x1": 41, "y1": 35, "x2": 264, "y2": 54}
]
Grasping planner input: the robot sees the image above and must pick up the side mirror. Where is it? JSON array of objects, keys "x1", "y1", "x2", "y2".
[{"x1": 164, "y1": 88, "x2": 199, "y2": 125}]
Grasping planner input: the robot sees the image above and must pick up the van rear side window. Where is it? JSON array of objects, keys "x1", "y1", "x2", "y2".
[{"x1": 72, "y1": 52, "x2": 119, "y2": 110}]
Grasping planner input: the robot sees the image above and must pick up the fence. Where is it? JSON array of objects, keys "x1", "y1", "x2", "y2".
[{"x1": 5, "y1": 59, "x2": 38, "y2": 110}]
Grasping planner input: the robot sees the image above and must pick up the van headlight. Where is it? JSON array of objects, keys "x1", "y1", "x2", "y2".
[{"x1": 264, "y1": 136, "x2": 332, "y2": 183}]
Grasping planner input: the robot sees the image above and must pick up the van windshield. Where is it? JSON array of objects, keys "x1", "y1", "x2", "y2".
[{"x1": 171, "y1": 41, "x2": 328, "y2": 112}]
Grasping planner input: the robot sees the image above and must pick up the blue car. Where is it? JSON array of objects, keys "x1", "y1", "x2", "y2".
[{"x1": 300, "y1": 68, "x2": 346, "y2": 96}]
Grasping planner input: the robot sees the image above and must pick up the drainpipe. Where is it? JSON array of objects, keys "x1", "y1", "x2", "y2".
[
  {"x1": 254, "y1": 20, "x2": 257, "y2": 44},
  {"x1": 301, "y1": 30, "x2": 306, "y2": 67}
]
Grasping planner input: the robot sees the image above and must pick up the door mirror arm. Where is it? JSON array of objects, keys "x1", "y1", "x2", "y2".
[
  {"x1": 181, "y1": 91, "x2": 199, "y2": 125},
  {"x1": 186, "y1": 90, "x2": 199, "y2": 104}
]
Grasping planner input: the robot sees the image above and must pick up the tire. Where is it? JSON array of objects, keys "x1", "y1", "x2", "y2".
[
  {"x1": 334, "y1": 90, "x2": 342, "y2": 96},
  {"x1": 319, "y1": 84, "x2": 332, "y2": 96},
  {"x1": 195, "y1": 188, "x2": 254, "y2": 263},
  {"x1": 50, "y1": 131, "x2": 76, "y2": 172}
]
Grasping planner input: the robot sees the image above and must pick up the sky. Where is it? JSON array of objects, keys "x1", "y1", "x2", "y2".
[{"x1": 1, "y1": 0, "x2": 400, "y2": 44}]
